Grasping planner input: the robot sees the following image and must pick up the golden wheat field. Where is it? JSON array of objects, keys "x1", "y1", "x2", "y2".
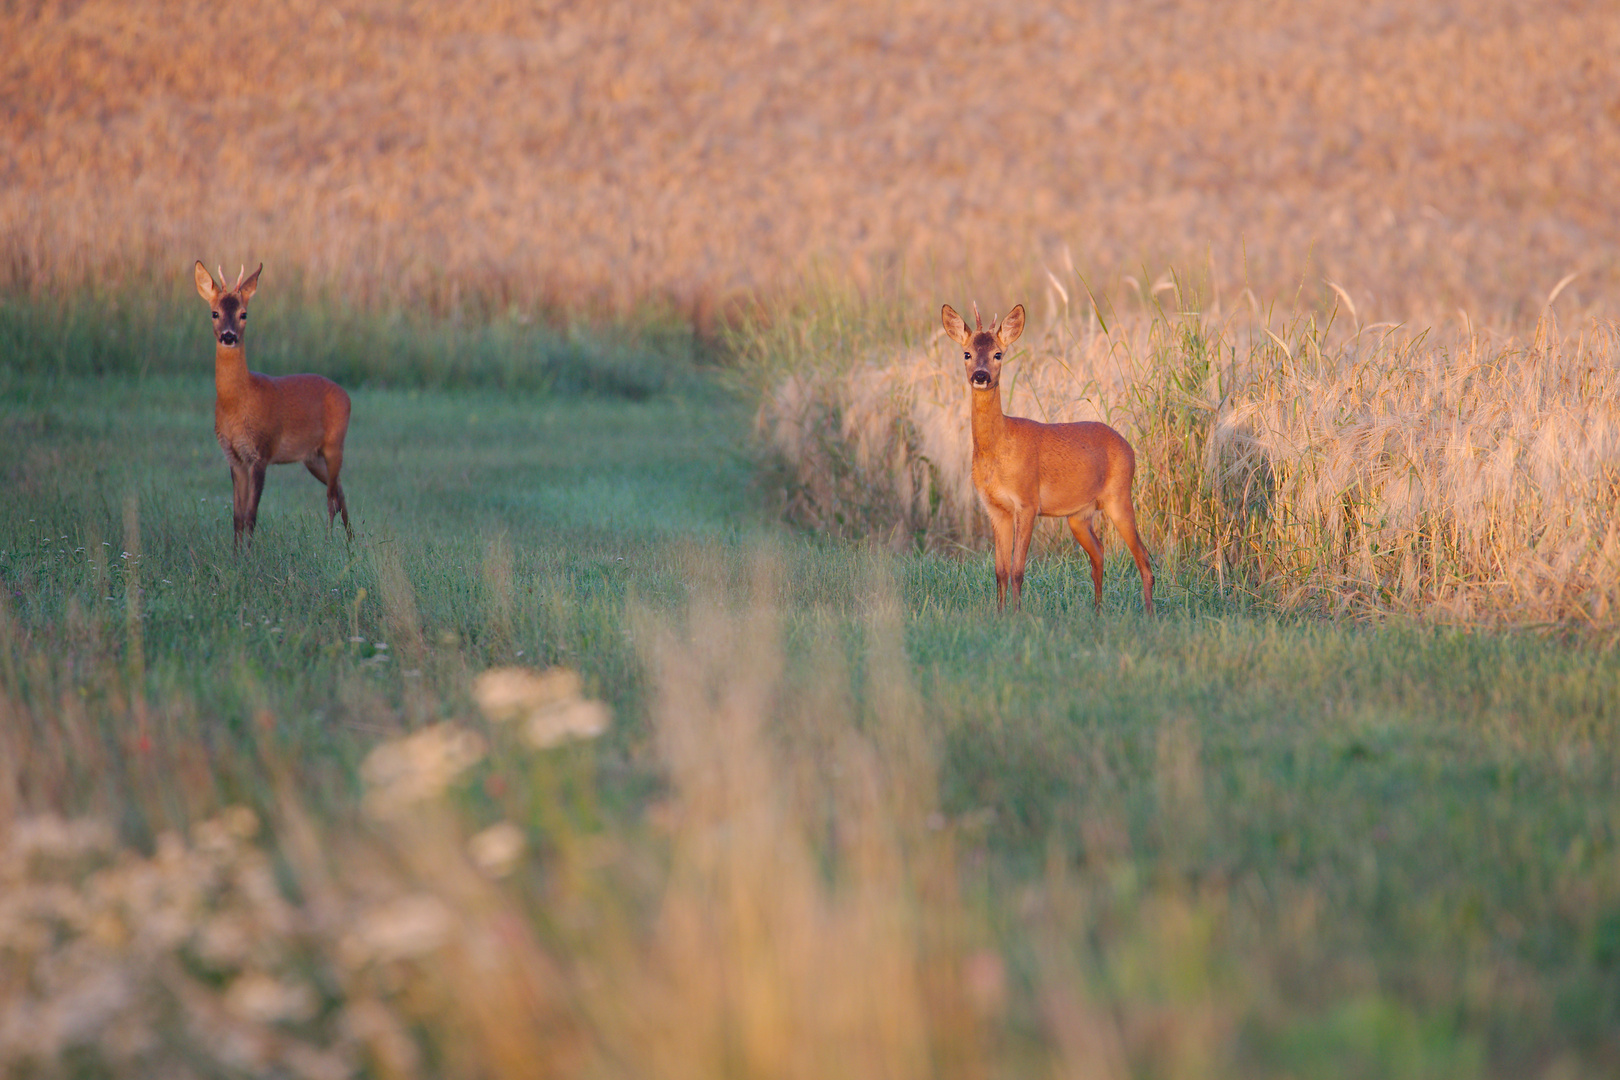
[{"x1": 4, "y1": 0, "x2": 1618, "y2": 321}]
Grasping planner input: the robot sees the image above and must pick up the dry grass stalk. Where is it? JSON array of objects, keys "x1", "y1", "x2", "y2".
[{"x1": 598, "y1": 557, "x2": 986, "y2": 1079}]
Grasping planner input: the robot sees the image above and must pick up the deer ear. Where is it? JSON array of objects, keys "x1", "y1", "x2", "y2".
[
  {"x1": 942, "y1": 304, "x2": 970, "y2": 346},
  {"x1": 194, "y1": 261, "x2": 218, "y2": 302},
  {"x1": 238, "y1": 263, "x2": 263, "y2": 303},
  {"x1": 997, "y1": 304, "x2": 1026, "y2": 347}
]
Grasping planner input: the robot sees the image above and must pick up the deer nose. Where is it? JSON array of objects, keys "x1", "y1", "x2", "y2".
[
  {"x1": 969, "y1": 370, "x2": 992, "y2": 388},
  {"x1": 219, "y1": 330, "x2": 238, "y2": 346}
]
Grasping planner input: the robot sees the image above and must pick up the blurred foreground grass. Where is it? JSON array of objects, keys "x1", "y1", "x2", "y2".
[{"x1": 3, "y1": 335, "x2": 1620, "y2": 1076}]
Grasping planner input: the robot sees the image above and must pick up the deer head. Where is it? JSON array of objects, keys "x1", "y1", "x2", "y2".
[
  {"x1": 942, "y1": 302, "x2": 1025, "y2": 391},
  {"x1": 194, "y1": 261, "x2": 263, "y2": 349}
]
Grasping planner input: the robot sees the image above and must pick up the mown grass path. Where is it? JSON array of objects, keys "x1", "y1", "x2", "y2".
[{"x1": 4, "y1": 373, "x2": 1620, "y2": 1075}]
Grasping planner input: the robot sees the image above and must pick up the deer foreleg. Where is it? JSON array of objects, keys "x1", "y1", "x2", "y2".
[
  {"x1": 988, "y1": 507, "x2": 1014, "y2": 612},
  {"x1": 1009, "y1": 507, "x2": 1036, "y2": 612},
  {"x1": 230, "y1": 461, "x2": 252, "y2": 546},
  {"x1": 244, "y1": 462, "x2": 268, "y2": 540}
]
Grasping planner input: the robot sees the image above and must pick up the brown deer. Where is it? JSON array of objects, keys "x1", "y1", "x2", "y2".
[
  {"x1": 942, "y1": 302, "x2": 1154, "y2": 614},
  {"x1": 194, "y1": 262, "x2": 353, "y2": 544}
]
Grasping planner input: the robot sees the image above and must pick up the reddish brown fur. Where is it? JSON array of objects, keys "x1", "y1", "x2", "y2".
[
  {"x1": 942, "y1": 302, "x2": 1154, "y2": 614},
  {"x1": 194, "y1": 261, "x2": 353, "y2": 545}
]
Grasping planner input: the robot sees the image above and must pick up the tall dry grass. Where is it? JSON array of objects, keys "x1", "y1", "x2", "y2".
[
  {"x1": 752, "y1": 279, "x2": 1620, "y2": 623},
  {"x1": 4, "y1": 0, "x2": 1617, "y2": 322}
]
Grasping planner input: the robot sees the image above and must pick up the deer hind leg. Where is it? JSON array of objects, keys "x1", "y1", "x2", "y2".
[
  {"x1": 306, "y1": 450, "x2": 352, "y2": 539},
  {"x1": 325, "y1": 444, "x2": 352, "y2": 540},
  {"x1": 1009, "y1": 507, "x2": 1037, "y2": 612},
  {"x1": 328, "y1": 481, "x2": 352, "y2": 540},
  {"x1": 1102, "y1": 493, "x2": 1155, "y2": 615},
  {"x1": 1068, "y1": 511, "x2": 1105, "y2": 610}
]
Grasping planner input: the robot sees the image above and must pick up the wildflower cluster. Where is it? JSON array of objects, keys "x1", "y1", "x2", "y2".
[
  {"x1": 473, "y1": 665, "x2": 612, "y2": 749},
  {"x1": 0, "y1": 661, "x2": 613, "y2": 1080},
  {"x1": 0, "y1": 807, "x2": 353, "y2": 1078}
]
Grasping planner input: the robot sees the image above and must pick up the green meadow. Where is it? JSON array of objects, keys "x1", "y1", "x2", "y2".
[{"x1": 3, "y1": 309, "x2": 1620, "y2": 1078}]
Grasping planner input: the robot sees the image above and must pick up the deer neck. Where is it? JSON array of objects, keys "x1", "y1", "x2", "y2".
[
  {"x1": 214, "y1": 343, "x2": 250, "y2": 401},
  {"x1": 969, "y1": 384, "x2": 1008, "y2": 456}
]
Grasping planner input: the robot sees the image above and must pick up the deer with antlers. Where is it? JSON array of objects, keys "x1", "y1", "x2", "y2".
[
  {"x1": 194, "y1": 262, "x2": 353, "y2": 545},
  {"x1": 942, "y1": 302, "x2": 1153, "y2": 614}
]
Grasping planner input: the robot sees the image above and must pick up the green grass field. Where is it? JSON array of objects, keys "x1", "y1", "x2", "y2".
[{"x1": 4, "y1": 335, "x2": 1620, "y2": 1076}]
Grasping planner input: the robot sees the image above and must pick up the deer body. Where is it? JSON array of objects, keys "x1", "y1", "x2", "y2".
[
  {"x1": 196, "y1": 262, "x2": 353, "y2": 544},
  {"x1": 945, "y1": 302, "x2": 1153, "y2": 614}
]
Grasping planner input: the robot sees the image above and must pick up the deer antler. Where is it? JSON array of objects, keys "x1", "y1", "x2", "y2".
[
  {"x1": 973, "y1": 301, "x2": 983, "y2": 331},
  {"x1": 235, "y1": 265, "x2": 246, "y2": 290},
  {"x1": 217, "y1": 265, "x2": 227, "y2": 290}
]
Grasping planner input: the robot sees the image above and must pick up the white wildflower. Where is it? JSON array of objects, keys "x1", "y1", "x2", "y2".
[
  {"x1": 343, "y1": 895, "x2": 454, "y2": 964},
  {"x1": 194, "y1": 912, "x2": 254, "y2": 968},
  {"x1": 525, "y1": 699, "x2": 611, "y2": 749},
  {"x1": 467, "y1": 822, "x2": 525, "y2": 878},
  {"x1": 192, "y1": 805, "x2": 259, "y2": 855},
  {"x1": 3, "y1": 814, "x2": 115, "y2": 871},
  {"x1": 282, "y1": 1041, "x2": 357, "y2": 1080},
  {"x1": 223, "y1": 971, "x2": 318, "y2": 1023},
  {"x1": 34, "y1": 968, "x2": 136, "y2": 1054},
  {"x1": 360, "y1": 724, "x2": 486, "y2": 820},
  {"x1": 472, "y1": 666, "x2": 582, "y2": 723},
  {"x1": 472, "y1": 666, "x2": 611, "y2": 748}
]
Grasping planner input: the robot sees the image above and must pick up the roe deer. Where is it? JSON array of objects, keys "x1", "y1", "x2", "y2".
[
  {"x1": 942, "y1": 302, "x2": 1153, "y2": 614},
  {"x1": 194, "y1": 262, "x2": 353, "y2": 544}
]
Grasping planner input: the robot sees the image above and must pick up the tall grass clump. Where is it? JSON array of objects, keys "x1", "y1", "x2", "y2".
[{"x1": 750, "y1": 276, "x2": 1620, "y2": 624}]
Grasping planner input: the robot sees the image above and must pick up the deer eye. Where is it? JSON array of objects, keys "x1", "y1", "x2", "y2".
[
  {"x1": 239, "y1": 312, "x2": 246, "y2": 320},
  {"x1": 994, "y1": 352, "x2": 1002, "y2": 360},
  {"x1": 211, "y1": 311, "x2": 219, "y2": 319},
  {"x1": 963, "y1": 352, "x2": 970, "y2": 360}
]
